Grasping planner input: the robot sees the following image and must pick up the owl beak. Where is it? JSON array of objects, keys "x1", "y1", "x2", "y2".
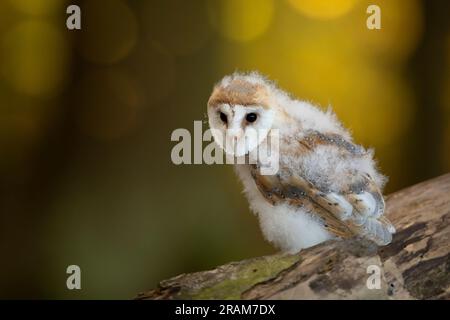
[{"x1": 227, "y1": 128, "x2": 244, "y2": 140}]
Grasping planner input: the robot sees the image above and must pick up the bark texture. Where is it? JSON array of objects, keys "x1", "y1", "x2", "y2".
[{"x1": 137, "y1": 174, "x2": 450, "y2": 300}]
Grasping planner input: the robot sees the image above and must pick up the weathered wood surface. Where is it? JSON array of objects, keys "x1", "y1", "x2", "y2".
[{"x1": 137, "y1": 174, "x2": 450, "y2": 300}]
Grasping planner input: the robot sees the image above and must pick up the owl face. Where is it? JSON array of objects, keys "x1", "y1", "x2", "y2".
[{"x1": 208, "y1": 103, "x2": 274, "y2": 157}]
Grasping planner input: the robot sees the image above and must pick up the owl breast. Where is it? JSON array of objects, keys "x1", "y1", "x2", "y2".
[{"x1": 257, "y1": 203, "x2": 333, "y2": 253}]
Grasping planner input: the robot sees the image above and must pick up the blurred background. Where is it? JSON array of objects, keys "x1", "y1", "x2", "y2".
[{"x1": 0, "y1": 0, "x2": 449, "y2": 299}]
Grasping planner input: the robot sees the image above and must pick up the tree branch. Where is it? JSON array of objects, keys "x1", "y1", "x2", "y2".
[{"x1": 137, "y1": 174, "x2": 450, "y2": 300}]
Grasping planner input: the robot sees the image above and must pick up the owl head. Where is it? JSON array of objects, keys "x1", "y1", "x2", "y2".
[{"x1": 207, "y1": 72, "x2": 279, "y2": 157}]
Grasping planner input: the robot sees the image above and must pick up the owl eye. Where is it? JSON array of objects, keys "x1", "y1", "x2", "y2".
[
  {"x1": 246, "y1": 113, "x2": 257, "y2": 123},
  {"x1": 219, "y1": 112, "x2": 227, "y2": 123}
]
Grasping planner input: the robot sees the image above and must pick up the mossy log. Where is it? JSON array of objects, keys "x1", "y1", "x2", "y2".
[{"x1": 137, "y1": 174, "x2": 450, "y2": 300}]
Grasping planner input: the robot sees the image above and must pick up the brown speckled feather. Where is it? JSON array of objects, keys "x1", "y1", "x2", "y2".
[{"x1": 250, "y1": 132, "x2": 394, "y2": 246}]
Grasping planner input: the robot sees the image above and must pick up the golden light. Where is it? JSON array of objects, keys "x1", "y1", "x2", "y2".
[
  {"x1": 283, "y1": 45, "x2": 414, "y2": 146},
  {"x1": 8, "y1": 0, "x2": 62, "y2": 15},
  {"x1": 351, "y1": 0, "x2": 423, "y2": 62},
  {"x1": 1, "y1": 20, "x2": 68, "y2": 97},
  {"x1": 287, "y1": 0, "x2": 357, "y2": 20},
  {"x1": 207, "y1": 0, "x2": 274, "y2": 42}
]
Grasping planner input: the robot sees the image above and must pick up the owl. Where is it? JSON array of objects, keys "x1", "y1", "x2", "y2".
[{"x1": 207, "y1": 72, "x2": 395, "y2": 253}]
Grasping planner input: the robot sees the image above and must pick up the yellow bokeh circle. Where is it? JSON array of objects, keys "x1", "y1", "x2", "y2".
[
  {"x1": 207, "y1": 0, "x2": 274, "y2": 42},
  {"x1": 1, "y1": 20, "x2": 68, "y2": 97},
  {"x1": 8, "y1": 0, "x2": 62, "y2": 15},
  {"x1": 287, "y1": 0, "x2": 357, "y2": 19}
]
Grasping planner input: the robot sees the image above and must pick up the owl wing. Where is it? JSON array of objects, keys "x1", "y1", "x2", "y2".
[
  {"x1": 250, "y1": 132, "x2": 395, "y2": 246},
  {"x1": 252, "y1": 169, "x2": 395, "y2": 245}
]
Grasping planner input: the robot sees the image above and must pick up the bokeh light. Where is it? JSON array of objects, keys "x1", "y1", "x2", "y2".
[
  {"x1": 8, "y1": 0, "x2": 62, "y2": 16},
  {"x1": 351, "y1": 0, "x2": 423, "y2": 63},
  {"x1": 1, "y1": 20, "x2": 68, "y2": 97},
  {"x1": 207, "y1": 0, "x2": 274, "y2": 42},
  {"x1": 287, "y1": 0, "x2": 357, "y2": 20}
]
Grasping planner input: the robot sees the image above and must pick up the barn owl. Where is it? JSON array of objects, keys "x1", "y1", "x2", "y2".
[{"x1": 207, "y1": 72, "x2": 395, "y2": 253}]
